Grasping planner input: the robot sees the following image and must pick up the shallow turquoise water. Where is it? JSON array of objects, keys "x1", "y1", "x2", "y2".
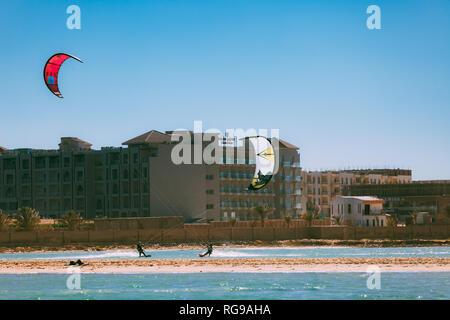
[
  {"x1": 0, "y1": 273, "x2": 448, "y2": 300},
  {"x1": 1, "y1": 246, "x2": 449, "y2": 260}
]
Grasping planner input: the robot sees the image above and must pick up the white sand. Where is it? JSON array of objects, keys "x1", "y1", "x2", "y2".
[{"x1": 0, "y1": 257, "x2": 448, "y2": 274}]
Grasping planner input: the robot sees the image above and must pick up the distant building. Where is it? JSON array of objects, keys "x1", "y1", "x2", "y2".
[
  {"x1": 301, "y1": 169, "x2": 412, "y2": 216},
  {"x1": 0, "y1": 131, "x2": 301, "y2": 222},
  {"x1": 330, "y1": 196, "x2": 387, "y2": 227},
  {"x1": 342, "y1": 181, "x2": 450, "y2": 220}
]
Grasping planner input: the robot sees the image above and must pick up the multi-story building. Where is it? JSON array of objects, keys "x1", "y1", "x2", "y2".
[
  {"x1": 342, "y1": 180, "x2": 450, "y2": 220},
  {"x1": 219, "y1": 139, "x2": 301, "y2": 221},
  {"x1": 0, "y1": 130, "x2": 301, "y2": 222},
  {"x1": 0, "y1": 137, "x2": 154, "y2": 219},
  {"x1": 301, "y1": 169, "x2": 412, "y2": 216}
]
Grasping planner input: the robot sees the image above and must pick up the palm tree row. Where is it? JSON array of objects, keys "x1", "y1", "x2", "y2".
[{"x1": 0, "y1": 208, "x2": 83, "y2": 231}]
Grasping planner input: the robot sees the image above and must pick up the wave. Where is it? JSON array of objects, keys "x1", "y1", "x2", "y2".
[
  {"x1": 211, "y1": 250, "x2": 262, "y2": 257},
  {"x1": 32, "y1": 250, "x2": 139, "y2": 260}
]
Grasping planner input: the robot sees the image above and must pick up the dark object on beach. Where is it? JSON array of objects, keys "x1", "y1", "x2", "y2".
[
  {"x1": 137, "y1": 242, "x2": 151, "y2": 257},
  {"x1": 199, "y1": 244, "x2": 213, "y2": 257},
  {"x1": 68, "y1": 259, "x2": 84, "y2": 266}
]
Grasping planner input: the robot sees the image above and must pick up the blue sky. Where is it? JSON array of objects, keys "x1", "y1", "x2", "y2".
[{"x1": 1, "y1": 0, "x2": 449, "y2": 180}]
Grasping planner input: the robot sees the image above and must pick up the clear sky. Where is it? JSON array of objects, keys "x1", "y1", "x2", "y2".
[{"x1": 1, "y1": 0, "x2": 449, "y2": 180}]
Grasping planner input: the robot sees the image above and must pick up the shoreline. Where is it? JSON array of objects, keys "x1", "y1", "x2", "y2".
[
  {"x1": 1, "y1": 239, "x2": 450, "y2": 254},
  {"x1": 0, "y1": 257, "x2": 449, "y2": 274}
]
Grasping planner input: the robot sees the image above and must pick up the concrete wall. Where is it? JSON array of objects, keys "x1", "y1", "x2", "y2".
[
  {"x1": 64, "y1": 231, "x2": 90, "y2": 243},
  {"x1": 94, "y1": 217, "x2": 184, "y2": 230},
  {"x1": 138, "y1": 229, "x2": 162, "y2": 242},
  {"x1": 274, "y1": 228, "x2": 297, "y2": 240},
  {"x1": 162, "y1": 229, "x2": 186, "y2": 241},
  {"x1": 0, "y1": 225, "x2": 448, "y2": 245}
]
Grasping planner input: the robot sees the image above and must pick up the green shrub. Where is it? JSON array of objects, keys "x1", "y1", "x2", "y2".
[
  {"x1": 61, "y1": 210, "x2": 83, "y2": 231},
  {"x1": 15, "y1": 207, "x2": 41, "y2": 231}
]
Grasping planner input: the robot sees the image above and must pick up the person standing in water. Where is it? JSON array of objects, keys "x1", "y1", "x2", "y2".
[
  {"x1": 199, "y1": 243, "x2": 213, "y2": 257},
  {"x1": 137, "y1": 242, "x2": 151, "y2": 257}
]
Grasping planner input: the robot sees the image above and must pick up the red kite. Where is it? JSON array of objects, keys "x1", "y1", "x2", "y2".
[{"x1": 43, "y1": 53, "x2": 82, "y2": 98}]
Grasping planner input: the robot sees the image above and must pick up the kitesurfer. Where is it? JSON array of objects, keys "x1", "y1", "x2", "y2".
[
  {"x1": 67, "y1": 259, "x2": 85, "y2": 266},
  {"x1": 137, "y1": 242, "x2": 151, "y2": 257},
  {"x1": 199, "y1": 244, "x2": 213, "y2": 257}
]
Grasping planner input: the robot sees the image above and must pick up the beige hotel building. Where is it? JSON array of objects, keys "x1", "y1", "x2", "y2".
[{"x1": 301, "y1": 169, "x2": 412, "y2": 216}]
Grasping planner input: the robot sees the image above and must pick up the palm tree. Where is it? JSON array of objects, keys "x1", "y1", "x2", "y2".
[
  {"x1": 15, "y1": 207, "x2": 40, "y2": 231},
  {"x1": 302, "y1": 202, "x2": 319, "y2": 226},
  {"x1": 229, "y1": 217, "x2": 237, "y2": 227},
  {"x1": 332, "y1": 215, "x2": 342, "y2": 226},
  {"x1": 0, "y1": 209, "x2": 9, "y2": 232},
  {"x1": 306, "y1": 202, "x2": 319, "y2": 215},
  {"x1": 283, "y1": 215, "x2": 292, "y2": 228},
  {"x1": 411, "y1": 211, "x2": 419, "y2": 225},
  {"x1": 386, "y1": 214, "x2": 398, "y2": 227},
  {"x1": 301, "y1": 212, "x2": 317, "y2": 226},
  {"x1": 252, "y1": 206, "x2": 270, "y2": 228},
  {"x1": 61, "y1": 210, "x2": 83, "y2": 231}
]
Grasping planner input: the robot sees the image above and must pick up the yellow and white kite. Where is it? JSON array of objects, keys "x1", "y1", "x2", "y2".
[{"x1": 247, "y1": 136, "x2": 277, "y2": 191}]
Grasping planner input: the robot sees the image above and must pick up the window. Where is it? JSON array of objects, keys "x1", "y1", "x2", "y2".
[
  {"x1": 35, "y1": 157, "x2": 45, "y2": 169},
  {"x1": 206, "y1": 204, "x2": 214, "y2": 209},
  {"x1": 22, "y1": 159, "x2": 30, "y2": 169},
  {"x1": 206, "y1": 189, "x2": 214, "y2": 195},
  {"x1": 206, "y1": 174, "x2": 214, "y2": 180},
  {"x1": 347, "y1": 204, "x2": 352, "y2": 214},
  {"x1": 6, "y1": 174, "x2": 13, "y2": 185}
]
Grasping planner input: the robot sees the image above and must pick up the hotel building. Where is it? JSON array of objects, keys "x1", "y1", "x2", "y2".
[
  {"x1": 0, "y1": 130, "x2": 301, "y2": 222},
  {"x1": 342, "y1": 180, "x2": 450, "y2": 220},
  {"x1": 301, "y1": 169, "x2": 412, "y2": 216}
]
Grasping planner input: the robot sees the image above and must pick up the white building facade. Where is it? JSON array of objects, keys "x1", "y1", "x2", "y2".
[{"x1": 331, "y1": 196, "x2": 387, "y2": 227}]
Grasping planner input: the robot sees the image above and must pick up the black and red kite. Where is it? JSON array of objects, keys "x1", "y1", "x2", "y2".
[{"x1": 43, "y1": 53, "x2": 83, "y2": 98}]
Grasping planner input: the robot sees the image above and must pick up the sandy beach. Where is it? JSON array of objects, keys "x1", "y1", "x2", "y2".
[{"x1": 0, "y1": 257, "x2": 448, "y2": 274}]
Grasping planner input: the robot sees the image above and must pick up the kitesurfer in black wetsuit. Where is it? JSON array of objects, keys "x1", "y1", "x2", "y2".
[
  {"x1": 137, "y1": 242, "x2": 151, "y2": 257},
  {"x1": 67, "y1": 259, "x2": 85, "y2": 266},
  {"x1": 199, "y1": 244, "x2": 213, "y2": 257}
]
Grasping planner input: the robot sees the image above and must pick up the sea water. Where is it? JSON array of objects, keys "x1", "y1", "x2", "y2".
[
  {"x1": 0, "y1": 272, "x2": 449, "y2": 300},
  {"x1": 1, "y1": 246, "x2": 449, "y2": 261}
]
